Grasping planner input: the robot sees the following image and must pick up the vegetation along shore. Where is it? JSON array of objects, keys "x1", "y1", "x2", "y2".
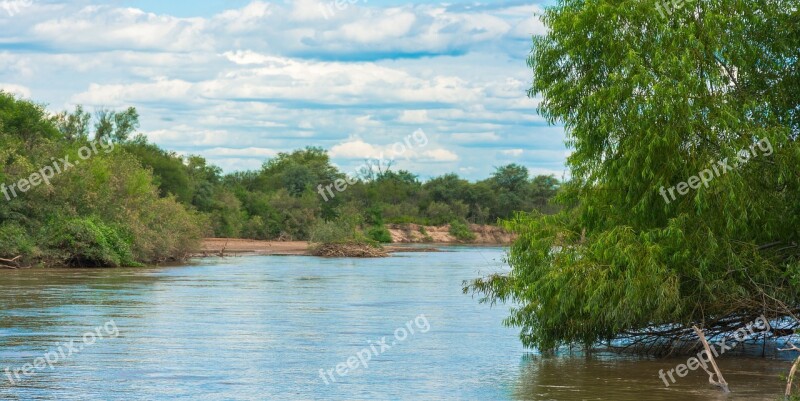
[{"x1": 0, "y1": 93, "x2": 556, "y2": 267}]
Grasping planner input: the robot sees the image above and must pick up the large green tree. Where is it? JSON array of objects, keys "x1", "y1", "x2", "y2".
[{"x1": 468, "y1": 0, "x2": 800, "y2": 352}]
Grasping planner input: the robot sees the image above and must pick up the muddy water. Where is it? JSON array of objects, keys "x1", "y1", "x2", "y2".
[{"x1": 0, "y1": 248, "x2": 791, "y2": 400}]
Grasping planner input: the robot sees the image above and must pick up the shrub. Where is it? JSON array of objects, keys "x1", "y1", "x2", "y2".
[
  {"x1": 43, "y1": 217, "x2": 137, "y2": 267},
  {"x1": 425, "y1": 201, "x2": 454, "y2": 226},
  {"x1": 241, "y1": 215, "x2": 268, "y2": 240},
  {"x1": 449, "y1": 219, "x2": 476, "y2": 242},
  {"x1": 381, "y1": 202, "x2": 421, "y2": 223},
  {"x1": 0, "y1": 223, "x2": 36, "y2": 258},
  {"x1": 425, "y1": 201, "x2": 470, "y2": 226},
  {"x1": 366, "y1": 225, "x2": 393, "y2": 243},
  {"x1": 129, "y1": 197, "x2": 205, "y2": 263},
  {"x1": 309, "y1": 214, "x2": 374, "y2": 245},
  {"x1": 419, "y1": 226, "x2": 434, "y2": 243},
  {"x1": 310, "y1": 217, "x2": 356, "y2": 244}
]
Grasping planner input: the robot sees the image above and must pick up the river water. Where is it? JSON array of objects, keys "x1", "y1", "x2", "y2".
[{"x1": 0, "y1": 247, "x2": 792, "y2": 400}]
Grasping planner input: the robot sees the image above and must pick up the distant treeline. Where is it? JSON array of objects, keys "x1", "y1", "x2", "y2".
[{"x1": 0, "y1": 93, "x2": 559, "y2": 266}]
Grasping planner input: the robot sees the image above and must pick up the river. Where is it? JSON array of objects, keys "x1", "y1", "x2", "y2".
[{"x1": 0, "y1": 247, "x2": 792, "y2": 400}]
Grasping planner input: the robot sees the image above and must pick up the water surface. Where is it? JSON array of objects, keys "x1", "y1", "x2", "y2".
[{"x1": 0, "y1": 248, "x2": 791, "y2": 400}]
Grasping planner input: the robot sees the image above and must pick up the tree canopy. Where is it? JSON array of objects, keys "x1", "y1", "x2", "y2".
[
  {"x1": 467, "y1": 0, "x2": 800, "y2": 353},
  {"x1": 0, "y1": 92, "x2": 561, "y2": 264}
]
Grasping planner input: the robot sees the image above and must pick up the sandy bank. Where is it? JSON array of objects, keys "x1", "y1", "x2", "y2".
[
  {"x1": 386, "y1": 224, "x2": 513, "y2": 244},
  {"x1": 200, "y1": 225, "x2": 510, "y2": 257},
  {"x1": 200, "y1": 238, "x2": 311, "y2": 256}
]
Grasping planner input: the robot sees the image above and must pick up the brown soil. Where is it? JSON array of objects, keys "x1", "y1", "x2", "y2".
[
  {"x1": 386, "y1": 224, "x2": 513, "y2": 244},
  {"x1": 199, "y1": 224, "x2": 510, "y2": 258},
  {"x1": 199, "y1": 238, "x2": 311, "y2": 256}
]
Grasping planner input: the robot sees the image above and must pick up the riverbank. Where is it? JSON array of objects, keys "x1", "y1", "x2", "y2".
[
  {"x1": 200, "y1": 223, "x2": 511, "y2": 257},
  {"x1": 199, "y1": 238, "x2": 311, "y2": 256},
  {"x1": 386, "y1": 223, "x2": 513, "y2": 244},
  {"x1": 199, "y1": 238, "x2": 442, "y2": 257}
]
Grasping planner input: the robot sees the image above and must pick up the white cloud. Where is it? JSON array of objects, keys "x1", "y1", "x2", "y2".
[
  {"x1": 72, "y1": 54, "x2": 481, "y2": 108},
  {"x1": 71, "y1": 78, "x2": 193, "y2": 107},
  {"x1": 0, "y1": 82, "x2": 31, "y2": 98},
  {"x1": 422, "y1": 149, "x2": 458, "y2": 162},
  {"x1": 452, "y1": 132, "x2": 500, "y2": 142},
  {"x1": 329, "y1": 139, "x2": 382, "y2": 159},
  {"x1": 0, "y1": 0, "x2": 568, "y2": 180},
  {"x1": 201, "y1": 147, "x2": 277, "y2": 158},
  {"x1": 30, "y1": 6, "x2": 210, "y2": 52},
  {"x1": 501, "y1": 149, "x2": 524, "y2": 157}
]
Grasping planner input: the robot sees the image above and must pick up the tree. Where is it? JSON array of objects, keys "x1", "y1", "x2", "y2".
[
  {"x1": 52, "y1": 105, "x2": 91, "y2": 141},
  {"x1": 490, "y1": 164, "x2": 529, "y2": 193},
  {"x1": 467, "y1": 0, "x2": 800, "y2": 352},
  {"x1": 94, "y1": 107, "x2": 140, "y2": 143},
  {"x1": 122, "y1": 142, "x2": 193, "y2": 203},
  {"x1": 260, "y1": 147, "x2": 339, "y2": 195}
]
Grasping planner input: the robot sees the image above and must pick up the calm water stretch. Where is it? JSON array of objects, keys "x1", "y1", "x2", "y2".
[{"x1": 0, "y1": 247, "x2": 791, "y2": 400}]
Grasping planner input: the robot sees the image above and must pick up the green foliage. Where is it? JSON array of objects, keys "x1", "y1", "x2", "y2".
[
  {"x1": 0, "y1": 94, "x2": 202, "y2": 267},
  {"x1": 366, "y1": 225, "x2": 393, "y2": 243},
  {"x1": 122, "y1": 142, "x2": 193, "y2": 203},
  {"x1": 309, "y1": 214, "x2": 369, "y2": 245},
  {"x1": 467, "y1": 0, "x2": 800, "y2": 352},
  {"x1": 449, "y1": 220, "x2": 476, "y2": 242},
  {"x1": 94, "y1": 107, "x2": 139, "y2": 143},
  {"x1": 241, "y1": 215, "x2": 268, "y2": 240},
  {"x1": 0, "y1": 223, "x2": 36, "y2": 258},
  {"x1": 43, "y1": 217, "x2": 137, "y2": 267},
  {"x1": 0, "y1": 92, "x2": 561, "y2": 266},
  {"x1": 419, "y1": 226, "x2": 434, "y2": 243}
]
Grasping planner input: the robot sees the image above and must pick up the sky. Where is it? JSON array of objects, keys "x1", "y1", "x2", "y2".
[{"x1": 0, "y1": 0, "x2": 567, "y2": 181}]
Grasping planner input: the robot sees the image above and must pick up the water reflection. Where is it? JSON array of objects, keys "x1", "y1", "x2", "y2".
[
  {"x1": 514, "y1": 351, "x2": 791, "y2": 400},
  {"x1": 0, "y1": 250, "x2": 792, "y2": 400}
]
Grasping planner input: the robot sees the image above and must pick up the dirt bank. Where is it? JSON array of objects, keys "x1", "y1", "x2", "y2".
[
  {"x1": 386, "y1": 224, "x2": 513, "y2": 245},
  {"x1": 200, "y1": 238, "x2": 311, "y2": 256},
  {"x1": 200, "y1": 224, "x2": 510, "y2": 257}
]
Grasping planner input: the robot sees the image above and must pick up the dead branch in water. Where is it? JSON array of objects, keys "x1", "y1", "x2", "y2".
[
  {"x1": 779, "y1": 342, "x2": 800, "y2": 399},
  {"x1": 311, "y1": 243, "x2": 388, "y2": 258},
  {"x1": 693, "y1": 325, "x2": 730, "y2": 393},
  {"x1": 218, "y1": 240, "x2": 229, "y2": 257},
  {"x1": 0, "y1": 255, "x2": 27, "y2": 269}
]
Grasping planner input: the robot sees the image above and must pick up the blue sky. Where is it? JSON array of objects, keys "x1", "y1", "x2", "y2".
[{"x1": 0, "y1": 0, "x2": 567, "y2": 181}]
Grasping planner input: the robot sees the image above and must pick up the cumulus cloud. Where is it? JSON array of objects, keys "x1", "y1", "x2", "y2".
[
  {"x1": 421, "y1": 149, "x2": 459, "y2": 162},
  {"x1": 0, "y1": 0, "x2": 567, "y2": 179},
  {"x1": 398, "y1": 110, "x2": 430, "y2": 124},
  {"x1": 329, "y1": 132, "x2": 457, "y2": 164},
  {"x1": 201, "y1": 147, "x2": 278, "y2": 158},
  {"x1": 3, "y1": 1, "x2": 543, "y2": 60},
  {"x1": 72, "y1": 53, "x2": 482, "y2": 108},
  {"x1": 452, "y1": 132, "x2": 500, "y2": 143},
  {"x1": 501, "y1": 149, "x2": 524, "y2": 157},
  {"x1": 0, "y1": 82, "x2": 31, "y2": 98},
  {"x1": 329, "y1": 139, "x2": 382, "y2": 159}
]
